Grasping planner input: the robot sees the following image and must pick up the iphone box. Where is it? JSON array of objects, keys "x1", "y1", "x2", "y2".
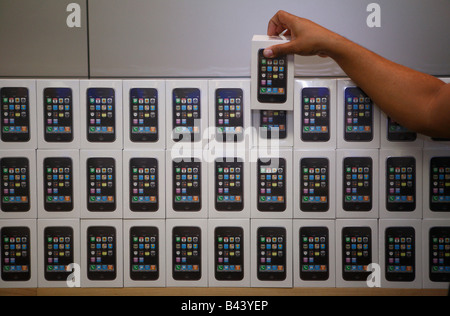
[
  {"x1": 422, "y1": 219, "x2": 450, "y2": 289},
  {"x1": 36, "y1": 80, "x2": 81, "y2": 149},
  {"x1": 166, "y1": 219, "x2": 208, "y2": 287},
  {"x1": 207, "y1": 79, "x2": 252, "y2": 149},
  {"x1": 380, "y1": 112, "x2": 424, "y2": 149},
  {"x1": 207, "y1": 149, "x2": 250, "y2": 219},
  {"x1": 165, "y1": 80, "x2": 208, "y2": 150},
  {"x1": 166, "y1": 149, "x2": 208, "y2": 219},
  {"x1": 0, "y1": 219, "x2": 37, "y2": 288},
  {"x1": 293, "y1": 150, "x2": 336, "y2": 219},
  {"x1": 80, "y1": 150, "x2": 123, "y2": 219},
  {"x1": 252, "y1": 109, "x2": 294, "y2": 148},
  {"x1": 379, "y1": 149, "x2": 423, "y2": 219},
  {"x1": 336, "y1": 149, "x2": 379, "y2": 219},
  {"x1": 80, "y1": 219, "x2": 123, "y2": 288},
  {"x1": 379, "y1": 219, "x2": 422, "y2": 289},
  {"x1": 122, "y1": 80, "x2": 166, "y2": 150},
  {"x1": 424, "y1": 137, "x2": 450, "y2": 149},
  {"x1": 294, "y1": 79, "x2": 337, "y2": 150},
  {"x1": 251, "y1": 35, "x2": 294, "y2": 111},
  {"x1": 422, "y1": 149, "x2": 450, "y2": 219},
  {"x1": 80, "y1": 80, "x2": 123, "y2": 150},
  {"x1": 0, "y1": 79, "x2": 37, "y2": 150},
  {"x1": 123, "y1": 150, "x2": 166, "y2": 219},
  {"x1": 0, "y1": 150, "x2": 37, "y2": 219},
  {"x1": 37, "y1": 150, "x2": 80, "y2": 219},
  {"x1": 208, "y1": 219, "x2": 250, "y2": 287},
  {"x1": 37, "y1": 219, "x2": 80, "y2": 288},
  {"x1": 250, "y1": 219, "x2": 293, "y2": 288},
  {"x1": 337, "y1": 79, "x2": 381, "y2": 149},
  {"x1": 123, "y1": 219, "x2": 166, "y2": 288},
  {"x1": 250, "y1": 148, "x2": 293, "y2": 219},
  {"x1": 335, "y1": 219, "x2": 378, "y2": 288},
  {"x1": 293, "y1": 219, "x2": 336, "y2": 288}
]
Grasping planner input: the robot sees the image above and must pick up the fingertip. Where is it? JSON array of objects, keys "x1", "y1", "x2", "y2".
[{"x1": 263, "y1": 48, "x2": 274, "y2": 58}]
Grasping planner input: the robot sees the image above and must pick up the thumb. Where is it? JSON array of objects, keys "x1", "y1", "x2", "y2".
[{"x1": 264, "y1": 42, "x2": 295, "y2": 58}]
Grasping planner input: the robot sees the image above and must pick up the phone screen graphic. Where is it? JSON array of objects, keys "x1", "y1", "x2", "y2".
[
  {"x1": 44, "y1": 88, "x2": 73, "y2": 143},
  {"x1": 1, "y1": 87, "x2": 30, "y2": 142}
]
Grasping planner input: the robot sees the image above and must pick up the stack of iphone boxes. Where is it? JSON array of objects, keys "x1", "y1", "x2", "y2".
[{"x1": 0, "y1": 39, "x2": 449, "y2": 289}]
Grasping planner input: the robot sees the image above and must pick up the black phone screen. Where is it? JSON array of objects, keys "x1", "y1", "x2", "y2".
[
  {"x1": 130, "y1": 226, "x2": 159, "y2": 281},
  {"x1": 301, "y1": 88, "x2": 330, "y2": 142},
  {"x1": 1, "y1": 87, "x2": 30, "y2": 142},
  {"x1": 44, "y1": 226, "x2": 74, "y2": 281},
  {"x1": 259, "y1": 110, "x2": 287, "y2": 140},
  {"x1": 344, "y1": 87, "x2": 373, "y2": 142},
  {"x1": 87, "y1": 226, "x2": 117, "y2": 281},
  {"x1": 342, "y1": 227, "x2": 372, "y2": 281},
  {"x1": 43, "y1": 157, "x2": 74, "y2": 212},
  {"x1": 300, "y1": 158, "x2": 329, "y2": 212},
  {"x1": 257, "y1": 158, "x2": 286, "y2": 212},
  {"x1": 385, "y1": 227, "x2": 415, "y2": 282},
  {"x1": 1, "y1": 157, "x2": 30, "y2": 213},
  {"x1": 87, "y1": 88, "x2": 116, "y2": 143},
  {"x1": 429, "y1": 227, "x2": 450, "y2": 283},
  {"x1": 257, "y1": 49, "x2": 287, "y2": 104},
  {"x1": 300, "y1": 227, "x2": 329, "y2": 281},
  {"x1": 44, "y1": 88, "x2": 73, "y2": 143},
  {"x1": 386, "y1": 157, "x2": 416, "y2": 212},
  {"x1": 387, "y1": 117, "x2": 416, "y2": 142},
  {"x1": 215, "y1": 89, "x2": 244, "y2": 143},
  {"x1": 257, "y1": 227, "x2": 287, "y2": 281},
  {"x1": 214, "y1": 227, "x2": 244, "y2": 281},
  {"x1": 215, "y1": 158, "x2": 244, "y2": 212},
  {"x1": 430, "y1": 157, "x2": 450, "y2": 212},
  {"x1": 1, "y1": 226, "x2": 31, "y2": 282},
  {"x1": 172, "y1": 226, "x2": 201, "y2": 281},
  {"x1": 343, "y1": 157, "x2": 373, "y2": 212},
  {"x1": 129, "y1": 158, "x2": 158, "y2": 213},
  {"x1": 173, "y1": 159, "x2": 202, "y2": 212},
  {"x1": 87, "y1": 158, "x2": 116, "y2": 212},
  {"x1": 130, "y1": 88, "x2": 158, "y2": 143},
  {"x1": 172, "y1": 88, "x2": 201, "y2": 142}
]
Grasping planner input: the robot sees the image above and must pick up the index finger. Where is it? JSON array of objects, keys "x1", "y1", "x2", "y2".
[{"x1": 267, "y1": 10, "x2": 295, "y2": 36}]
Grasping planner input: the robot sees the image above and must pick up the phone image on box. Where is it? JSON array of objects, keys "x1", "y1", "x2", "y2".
[
  {"x1": 386, "y1": 157, "x2": 416, "y2": 212},
  {"x1": 387, "y1": 117, "x2": 416, "y2": 142},
  {"x1": 215, "y1": 89, "x2": 244, "y2": 143},
  {"x1": 43, "y1": 88, "x2": 74, "y2": 143},
  {"x1": 43, "y1": 157, "x2": 74, "y2": 213},
  {"x1": 129, "y1": 226, "x2": 159, "y2": 281},
  {"x1": 343, "y1": 157, "x2": 373, "y2": 212},
  {"x1": 44, "y1": 226, "x2": 74, "y2": 282},
  {"x1": 430, "y1": 157, "x2": 450, "y2": 212},
  {"x1": 1, "y1": 157, "x2": 31, "y2": 213},
  {"x1": 86, "y1": 158, "x2": 116, "y2": 212},
  {"x1": 173, "y1": 158, "x2": 202, "y2": 212},
  {"x1": 300, "y1": 158, "x2": 329, "y2": 212},
  {"x1": 129, "y1": 158, "x2": 158, "y2": 213},
  {"x1": 429, "y1": 226, "x2": 450, "y2": 283},
  {"x1": 214, "y1": 226, "x2": 244, "y2": 281},
  {"x1": 1, "y1": 87, "x2": 30, "y2": 142},
  {"x1": 86, "y1": 88, "x2": 116, "y2": 143},
  {"x1": 344, "y1": 87, "x2": 373, "y2": 142},
  {"x1": 129, "y1": 88, "x2": 158, "y2": 143},
  {"x1": 1, "y1": 226, "x2": 31, "y2": 282},
  {"x1": 385, "y1": 226, "x2": 415, "y2": 282},
  {"x1": 301, "y1": 88, "x2": 330, "y2": 142},
  {"x1": 172, "y1": 88, "x2": 201, "y2": 142},
  {"x1": 257, "y1": 158, "x2": 286, "y2": 212},
  {"x1": 300, "y1": 226, "x2": 329, "y2": 281},
  {"x1": 342, "y1": 226, "x2": 372, "y2": 281},
  {"x1": 257, "y1": 227, "x2": 287, "y2": 281},
  {"x1": 215, "y1": 158, "x2": 244, "y2": 212},
  {"x1": 259, "y1": 110, "x2": 287, "y2": 140},
  {"x1": 257, "y1": 49, "x2": 288, "y2": 104},
  {"x1": 172, "y1": 226, "x2": 201, "y2": 281},
  {"x1": 87, "y1": 226, "x2": 117, "y2": 281}
]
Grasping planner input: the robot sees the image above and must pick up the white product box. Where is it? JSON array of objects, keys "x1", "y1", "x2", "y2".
[
  {"x1": 0, "y1": 219, "x2": 37, "y2": 288},
  {"x1": 123, "y1": 219, "x2": 166, "y2": 288},
  {"x1": 37, "y1": 219, "x2": 80, "y2": 288},
  {"x1": 207, "y1": 219, "x2": 250, "y2": 287},
  {"x1": 379, "y1": 149, "x2": 423, "y2": 219},
  {"x1": 80, "y1": 150, "x2": 123, "y2": 219},
  {"x1": 123, "y1": 150, "x2": 166, "y2": 219},
  {"x1": 207, "y1": 79, "x2": 252, "y2": 149},
  {"x1": 337, "y1": 79, "x2": 381, "y2": 149},
  {"x1": 379, "y1": 219, "x2": 422, "y2": 289},
  {"x1": 0, "y1": 79, "x2": 37, "y2": 150},
  {"x1": 166, "y1": 219, "x2": 208, "y2": 287},
  {"x1": 422, "y1": 219, "x2": 450, "y2": 289},
  {"x1": 252, "y1": 110, "x2": 294, "y2": 148},
  {"x1": 294, "y1": 79, "x2": 337, "y2": 149},
  {"x1": 37, "y1": 150, "x2": 80, "y2": 219},
  {"x1": 335, "y1": 219, "x2": 378, "y2": 288},
  {"x1": 165, "y1": 80, "x2": 208, "y2": 150},
  {"x1": 422, "y1": 149, "x2": 450, "y2": 219},
  {"x1": 166, "y1": 149, "x2": 208, "y2": 219},
  {"x1": 251, "y1": 35, "x2": 294, "y2": 111},
  {"x1": 0, "y1": 150, "x2": 37, "y2": 219},
  {"x1": 80, "y1": 219, "x2": 123, "y2": 288},
  {"x1": 293, "y1": 219, "x2": 336, "y2": 288},
  {"x1": 122, "y1": 80, "x2": 166, "y2": 150},
  {"x1": 336, "y1": 149, "x2": 379, "y2": 219},
  {"x1": 80, "y1": 80, "x2": 123, "y2": 149},
  {"x1": 380, "y1": 112, "x2": 424, "y2": 149},
  {"x1": 250, "y1": 148, "x2": 293, "y2": 219},
  {"x1": 36, "y1": 80, "x2": 81, "y2": 149},
  {"x1": 250, "y1": 219, "x2": 293, "y2": 288},
  {"x1": 293, "y1": 150, "x2": 336, "y2": 219},
  {"x1": 207, "y1": 149, "x2": 250, "y2": 219}
]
